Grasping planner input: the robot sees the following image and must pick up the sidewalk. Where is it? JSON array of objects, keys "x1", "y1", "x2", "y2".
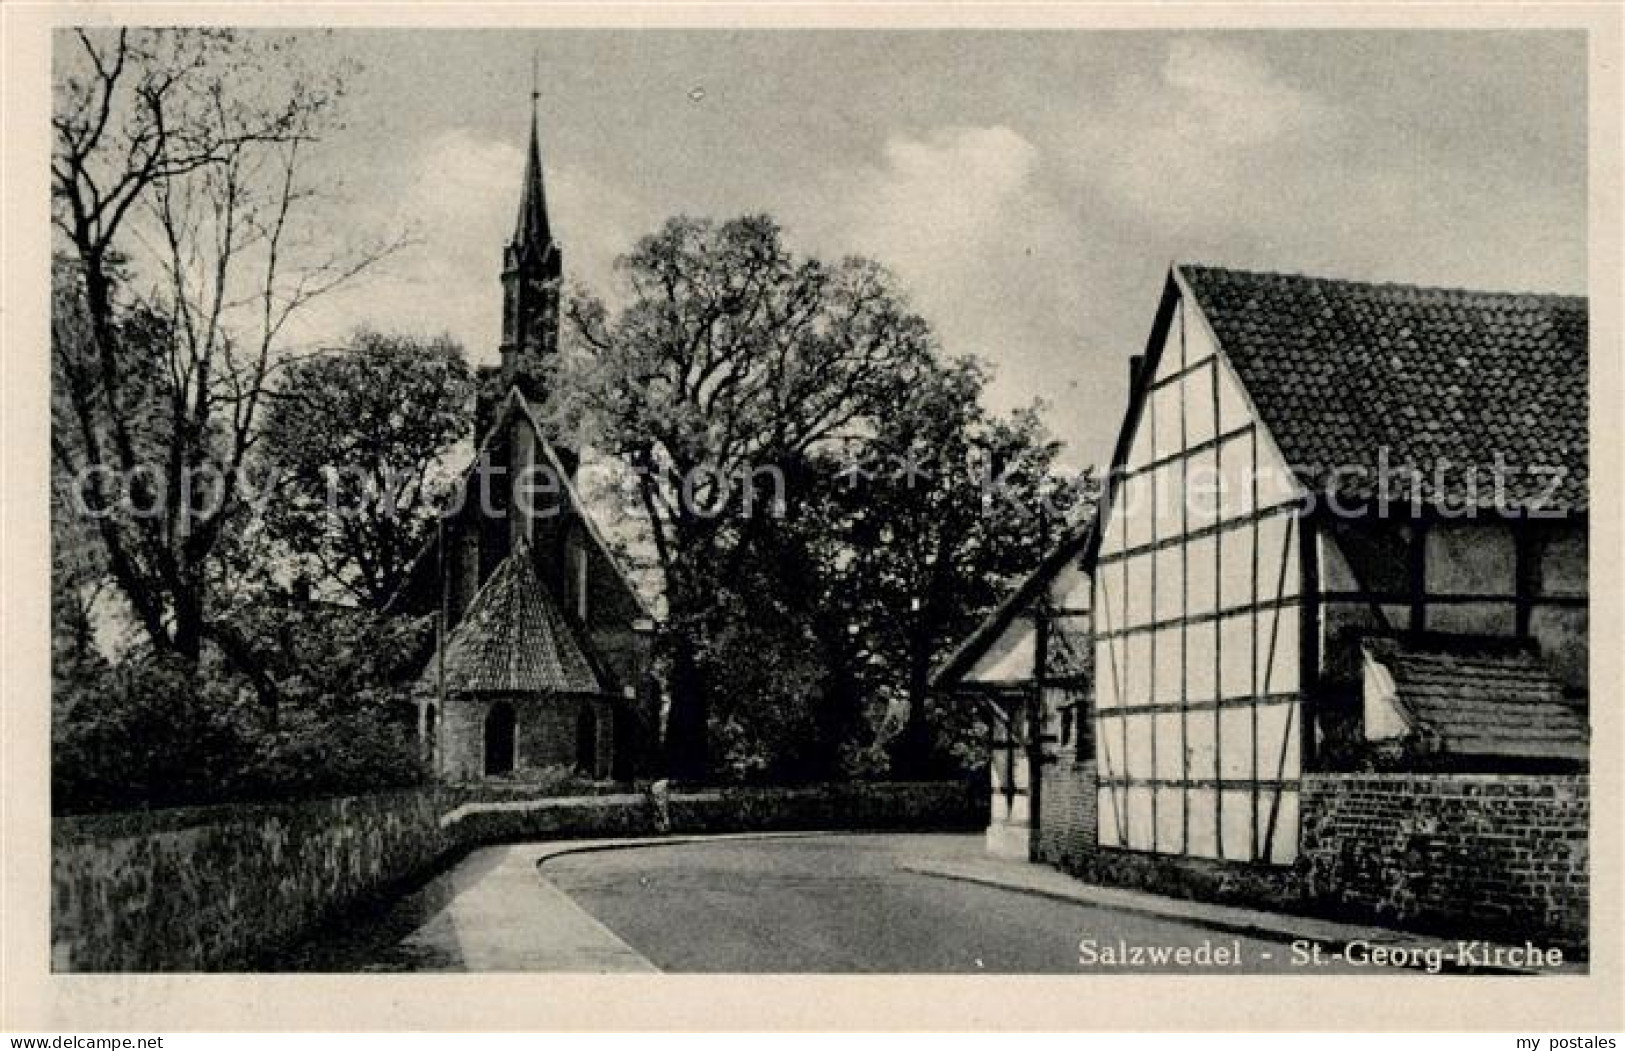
[
  {"x1": 898, "y1": 852, "x2": 1586, "y2": 976},
  {"x1": 398, "y1": 843, "x2": 660, "y2": 972}
]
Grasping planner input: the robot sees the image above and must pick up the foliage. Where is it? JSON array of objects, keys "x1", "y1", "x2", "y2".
[
  {"x1": 53, "y1": 651, "x2": 255, "y2": 814},
  {"x1": 259, "y1": 330, "x2": 474, "y2": 609},
  {"x1": 559, "y1": 214, "x2": 1095, "y2": 782},
  {"x1": 813, "y1": 359, "x2": 1097, "y2": 775},
  {"x1": 700, "y1": 564, "x2": 832, "y2": 784},
  {"x1": 558, "y1": 215, "x2": 939, "y2": 780},
  {"x1": 52, "y1": 607, "x2": 432, "y2": 815}
]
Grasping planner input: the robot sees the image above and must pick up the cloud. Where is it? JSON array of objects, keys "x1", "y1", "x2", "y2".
[
  {"x1": 779, "y1": 125, "x2": 1090, "y2": 425},
  {"x1": 820, "y1": 126, "x2": 1042, "y2": 284},
  {"x1": 1159, "y1": 37, "x2": 1330, "y2": 148},
  {"x1": 1074, "y1": 38, "x2": 1338, "y2": 231},
  {"x1": 286, "y1": 128, "x2": 652, "y2": 363}
]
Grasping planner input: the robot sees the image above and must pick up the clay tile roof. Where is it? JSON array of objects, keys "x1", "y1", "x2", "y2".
[
  {"x1": 427, "y1": 543, "x2": 602, "y2": 695},
  {"x1": 1178, "y1": 265, "x2": 1588, "y2": 513},
  {"x1": 1363, "y1": 636, "x2": 1586, "y2": 761}
]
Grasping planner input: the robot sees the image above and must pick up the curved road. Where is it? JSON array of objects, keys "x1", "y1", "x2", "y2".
[{"x1": 274, "y1": 833, "x2": 1361, "y2": 974}]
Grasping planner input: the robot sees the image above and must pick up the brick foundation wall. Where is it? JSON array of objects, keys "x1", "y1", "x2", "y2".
[
  {"x1": 1298, "y1": 773, "x2": 1588, "y2": 945},
  {"x1": 1036, "y1": 757, "x2": 1095, "y2": 870},
  {"x1": 1039, "y1": 771, "x2": 1589, "y2": 949}
]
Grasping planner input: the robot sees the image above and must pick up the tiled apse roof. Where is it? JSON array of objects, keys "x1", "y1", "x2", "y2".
[
  {"x1": 1178, "y1": 265, "x2": 1587, "y2": 513},
  {"x1": 1363, "y1": 637, "x2": 1586, "y2": 762},
  {"x1": 427, "y1": 544, "x2": 602, "y2": 695}
]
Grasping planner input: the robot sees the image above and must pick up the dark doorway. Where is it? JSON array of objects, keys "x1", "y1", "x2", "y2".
[
  {"x1": 575, "y1": 702, "x2": 598, "y2": 778},
  {"x1": 484, "y1": 700, "x2": 516, "y2": 776}
]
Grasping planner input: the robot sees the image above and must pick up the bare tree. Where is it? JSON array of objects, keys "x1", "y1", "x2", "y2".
[{"x1": 51, "y1": 29, "x2": 400, "y2": 700}]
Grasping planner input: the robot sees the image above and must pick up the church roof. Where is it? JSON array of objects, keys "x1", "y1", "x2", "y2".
[
  {"x1": 512, "y1": 104, "x2": 552, "y2": 254},
  {"x1": 384, "y1": 387, "x2": 654, "y2": 623},
  {"x1": 428, "y1": 541, "x2": 603, "y2": 695},
  {"x1": 1176, "y1": 264, "x2": 1588, "y2": 513}
]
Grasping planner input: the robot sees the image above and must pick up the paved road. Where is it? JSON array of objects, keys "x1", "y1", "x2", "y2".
[
  {"x1": 274, "y1": 833, "x2": 1358, "y2": 973},
  {"x1": 543, "y1": 834, "x2": 1345, "y2": 973}
]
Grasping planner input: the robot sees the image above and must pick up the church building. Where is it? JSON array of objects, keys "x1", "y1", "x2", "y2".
[{"x1": 391, "y1": 99, "x2": 660, "y2": 782}]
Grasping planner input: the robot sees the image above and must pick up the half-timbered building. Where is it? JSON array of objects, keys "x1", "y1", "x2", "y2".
[
  {"x1": 941, "y1": 263, "x2": 1588, "y2": 894},
  {"x1": 931, "y1": 526, "x2": 1093, "y2": 859},
  {"x1": 1091, "y1": 264, "x2": 1587, "y2": 866}
]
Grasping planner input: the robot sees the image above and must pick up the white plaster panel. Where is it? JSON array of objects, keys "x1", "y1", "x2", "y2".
[
  {"x1": 1153, "y1": 381, "x2": 1183, "y2": 463},
  {"x1": 1184, "y1": 363, "x2": 1216, "y2": 447},
  {"x1": 1154, "y1": 711, "x2": 1184, "y2": 780},
  {"x1": 1255, "y1": 700, "x2": 1301, "y2": 781},
  {"x1": 1257, "y1": 603, "x2": 1300, "y2": 694},
  {"x1": 1186, "y1": 788, "x2": 1219, "y2": 859},
  {"x1": 1125, "y1": 630, "x2": 1152, "y2": 707},
  {"x1": 1187, "y1": 445, "x2": 1219, "y2": 533},
  {"x1": 1218, "y1": 430, "x2": 1255, "y2": 521},
  {"x1": 1126, "y1": 787, "x2": 1155, "y2": 852},
  {"x1": 1155, "y1": 787, "x2": 1185, "y2": 855},
  {"x1": 1186, "y1": 619, "x2": 1217, "y2": 704},
  {"x1": 1185, "y1": 708, "x2": 1218, "y2": 782},
  {"x1": 1187, "y1": 532, "x2": 1217, "y2": 617},
  {"x1": 1219, "y1": 611, "x2": 1255, "y2": 699},
  {"x1": 1153, "y1": 628, "x2": 1184, "y2": 705},
  {"x1": 1221, "y1": 789, "x2": 1254, "y2": 861},
  {"x1": 1154, "y1": 544, "x2": 1184, "y2": 623},
  {"x1": 1218, "y1": 524, "x2": 1255, "y2": 611},
  {"x1": 1125, "y1": 553, "x2": 1152, "y2": 629},
  {"x1": 1219, "y1": 705, "x2": 1254, "y2": 781}
]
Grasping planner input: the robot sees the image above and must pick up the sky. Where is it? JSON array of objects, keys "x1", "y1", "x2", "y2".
[{"x1": 285, "y1": 29, "x2": 1586, "y2": 471}]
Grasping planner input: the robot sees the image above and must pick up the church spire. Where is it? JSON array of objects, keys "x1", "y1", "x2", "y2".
[
  {"x1": 499, "y1": 65, "x2": 562, "y2": 400},
  {"x1": 512, "y1": 77, "x2": 552, "y2": 254}
]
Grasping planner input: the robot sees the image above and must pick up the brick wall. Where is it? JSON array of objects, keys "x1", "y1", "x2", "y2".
[
  {"x1": 1037, "y1": 771, "x2": 1589, "y2": 949},
  {"x1": 1036, "y1": 757, "x2": 1095, "y2": 870},
  {"x1": 1299, "y1": 773, "x2": 1588, "y2": 944}
]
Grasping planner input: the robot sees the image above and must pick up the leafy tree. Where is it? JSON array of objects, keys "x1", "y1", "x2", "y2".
[
  {"x1": 52, "y1": 651, "x2": 254, "y2": 813},
  {"x1": 558, "y1": 215, "x2": 937, "y2": 781},
  {"x1": 52, "y1": 606, "x2": 432, "y2": 814},
  {"x1": 759, "y1": 358, "x2": 1096, "y2": 778},
  {"x1": 259, "y1": 330, "x2": 473, "y2": 610}
]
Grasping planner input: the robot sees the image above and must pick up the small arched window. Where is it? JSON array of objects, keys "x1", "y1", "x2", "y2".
[{"x1": 484, "y1": 701, "x2": 516, "y2": 776}]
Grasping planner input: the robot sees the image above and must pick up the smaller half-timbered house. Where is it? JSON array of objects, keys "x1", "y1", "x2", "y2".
[{"x1": 931, "y1": 526, "x2": 1093, "y2": 860}]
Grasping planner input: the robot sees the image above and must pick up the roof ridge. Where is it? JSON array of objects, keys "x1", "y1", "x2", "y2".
[{"x1": 1176, "y1": 261, "x2": 1586, "y2": 305}]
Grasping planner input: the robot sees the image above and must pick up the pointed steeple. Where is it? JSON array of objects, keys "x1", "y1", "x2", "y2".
[
  {"x1": 512, "y1": 90, "x2": 552, "y2": 255},
  {"x1": 497, "y1": 69, "x2": 563, "y2": 407}
]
